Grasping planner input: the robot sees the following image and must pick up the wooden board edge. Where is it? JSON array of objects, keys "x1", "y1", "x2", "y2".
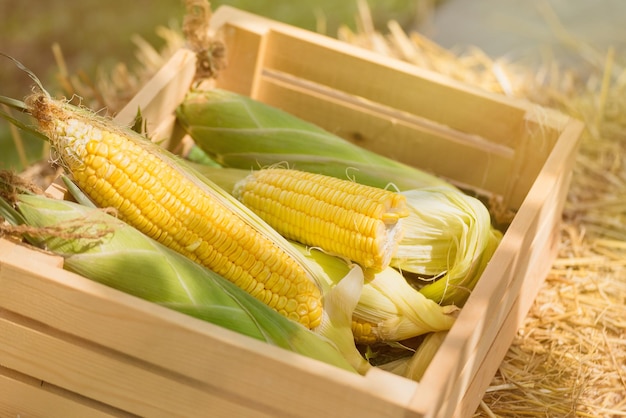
[{"x1": 0, "y1": 365, "x2": 131, "y2": 418}]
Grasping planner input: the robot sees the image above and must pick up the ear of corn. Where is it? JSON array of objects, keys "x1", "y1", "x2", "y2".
[
  {"x1": 26, "y1": 92, "x2": 324, "y2": 329},
  {"x1": 175, "y1": 88, "x2": 455, "y2": 191},
  {"x1": 0, "y1": 187, "x2": 357, "y2": 373},
  {"x1": 232, "y1": 167, "x2": 409, "y2": 272}
]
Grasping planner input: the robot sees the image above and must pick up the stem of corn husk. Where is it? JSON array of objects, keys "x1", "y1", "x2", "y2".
[{"x1": 183, "y1": 0, "x2": 226, "y2": 81}]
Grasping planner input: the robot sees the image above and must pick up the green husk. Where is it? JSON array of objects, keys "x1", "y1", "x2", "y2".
[
  {"x1": 175, "y1": 88, "x2": 454, "y2": 191},
  {"x1": 0, "y1": 186, "x2": 357, "y2": 373}
]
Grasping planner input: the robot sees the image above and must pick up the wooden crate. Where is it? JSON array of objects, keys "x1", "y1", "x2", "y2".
[{"x1": 0, "y1": 6, "x2": 583, "y2": 418}]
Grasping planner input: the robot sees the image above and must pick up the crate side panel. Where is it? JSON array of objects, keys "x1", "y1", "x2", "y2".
[
  {"x1": 258, "y1": 29, "x2": 527, "y2": 147},
  {"x1": 0, "y1": 367, "x2": 125, "y2": 418},
  {"x1": 409, "y1": 120, "x2": 581, "y2": 417},
  {"x1": 452, "y1": 221, "x2": 561, "y2": 418},
  {"x1": 445, "y1": 190, "x2": 562, "y2": 418},
  {"x1": 0, "y1": 312, "x2": 278, "y2": 418},
  {"x1": 254, "y1": 77, "x2": 514, "y2": 197},
  {"x1": 0, "y1": 242, "x2": 416, "y2": 418}
]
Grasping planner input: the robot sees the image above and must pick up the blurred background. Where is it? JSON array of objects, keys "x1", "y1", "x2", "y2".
[
  {"x1": 0, "y1": 0, "x2": 434, "y2": 170},
  {"x1": 2, "y1": 0, "x2": 625, "y2": 170},
  {"x1": 0, "y1": 0, "x2": 431, "y2": 100}
]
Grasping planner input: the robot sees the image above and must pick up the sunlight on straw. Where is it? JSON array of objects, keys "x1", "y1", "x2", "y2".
[{"x1": 594, "y1": 47, "x2": 615, "y2": 137}]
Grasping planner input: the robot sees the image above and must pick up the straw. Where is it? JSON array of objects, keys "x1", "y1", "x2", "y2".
[{"x1": 340, "y1": 2, "x2": 626, "y2": 416}]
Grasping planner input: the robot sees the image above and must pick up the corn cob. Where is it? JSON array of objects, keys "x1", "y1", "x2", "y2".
[
  {"x1": 25, "y1": 92, "x2": 323, "y2": 329},
  {"x1": 233, "y1": 168, "x2": 409, "y2": 272},
  {"x1": 0, "y1": 183, "x2": 357, "y2": 373}
]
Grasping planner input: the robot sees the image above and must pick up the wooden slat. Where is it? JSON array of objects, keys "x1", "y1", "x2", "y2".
[
  {"x1": 0, "y1": 311, "x2": 273, "y2": 418},
  {"x1": 211, "y1": 6, "x2": 529, "y2": 146},
  {"x1": 113, "y1": 48, "x2": 197, "y2": 149},
  {"x1": 254, "y1": 74, "x2": 514, "y2": 199},
  {"x1": 262, "y1": 28, "x2": 527, "y2": 145},
  {"x1": 0, "y1": 366, "x2": 129, "y2": 418}
]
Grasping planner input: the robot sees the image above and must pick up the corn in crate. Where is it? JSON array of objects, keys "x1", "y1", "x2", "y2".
[{"x1": 0, "y1": 6, "x2": 583, "y2": 418}]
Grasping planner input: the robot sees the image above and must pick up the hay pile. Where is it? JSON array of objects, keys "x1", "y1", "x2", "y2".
[
  {"x1": 338, "y1": 2, "x2": 626, "y2": 416},
  {"x1": 36, "y1": 1, "x2": 626, "y2": 416}
]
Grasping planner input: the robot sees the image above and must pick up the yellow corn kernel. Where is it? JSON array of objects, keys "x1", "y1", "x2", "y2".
[
  {"x1": 30, "y1": 94, "x2": 322, "y2": 329},
  {"x1": 351, "y1": 318, "x2": 379, "y2": 345},
  {"x1": 233, "y1": 168, "x2": 409, "y2": 271}
]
